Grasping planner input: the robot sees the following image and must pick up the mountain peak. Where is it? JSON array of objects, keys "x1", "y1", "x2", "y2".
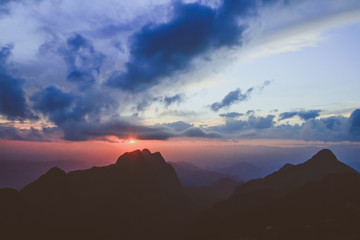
[
  {"x1": 115, "y1": 149, "x2": 166, "y2": 166},
  {"x1": 45, "y1": 167, "x2": 66, "y2": 177},
  {"x1": 116, "y1": 149, "x2": 144, "y2": 164},
  {"x1": 309, "y1": 149, "x2": 338, "y2": 163},
  {"x1": 227, "y1": 148, "x2": 358, "y2": 209},
  {"x1": 279, "y1": 163, "x2": 294, "y2": 171},
  {"x1": 141, "y1": 148, "x2": 152, "y2": 157}
]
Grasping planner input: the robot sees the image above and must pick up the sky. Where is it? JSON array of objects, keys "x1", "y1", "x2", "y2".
[{"x1": 0, "y1": 0, "x2": 359, "y2": 167}]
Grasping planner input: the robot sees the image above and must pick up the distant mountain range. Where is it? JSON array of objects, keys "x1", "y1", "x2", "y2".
[
  {"x1": 0, "y1": 159, "x2": 89, "y2": 189},
  {"x1": 170, "y1": 159, "x2": 265, "y2": 186},
  {"x1": 1, "y1": 148, "x2": 360, "y2": 240},
  {"x1": 217, "y1": 161, "x2": 267, "y2": 181},
  {"x1": 170, "y1": 161, "x2": 235, "y2": 186}
]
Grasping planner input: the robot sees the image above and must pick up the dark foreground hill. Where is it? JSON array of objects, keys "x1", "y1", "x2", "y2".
[
  {"x1": 1, "y1": 148, "x2": 360, "y2": 240},
  {"x1": 186, "y1": 149, "x2": 360, "y2": 240},
  {"x1": 1, "y1": 149, "x2": 188, "y2": 240}
]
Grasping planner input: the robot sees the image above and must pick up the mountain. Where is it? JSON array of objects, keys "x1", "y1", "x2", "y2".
[
  {"x1": 225, "y1": 149, "x2": 358, "y2": 208},
  {"x1": 170, "y1": 161, "x2": 233, "y2": 186},
  {"x1": 184, "y1": 177, "x2": 240, "y2": 210},
  {"x1": 0, "y1": 159, "x2": 89, "y2": 189},
  {"x1": 1, "y1": 149, "x2": 188, "y2": 240},
  {"x1": 2, "y1": 148, "x2": 360, "y2": 240},
  {"x1": 217, "y1": 161, "x2": 266, "y2": 181},
  {"x1": 260, "y1": 172, "x2": 360, "y2": 240},
  {"x1": 186, "y1": 149, "x2": 360, "y2": 240}
]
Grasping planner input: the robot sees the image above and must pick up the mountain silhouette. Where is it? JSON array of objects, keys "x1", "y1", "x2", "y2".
[
  {"x1": 1, "y1": 149, "x2": 187, "y2": 240},
  {"x1": 0, "y1": 159, "x2": 88, "y2": 189},
  {"x1": 2, "y1": 148, "x2": 360, "y2": 240},
  {"x1": 223, "y1": 149, "x2": 358, "y2": 208},
  {"x1": 186, "y1": 149, "x2": 360, "y2": 240},
  {"x1": 170, "y1": 161, "x2": 233, "y2": 186}
]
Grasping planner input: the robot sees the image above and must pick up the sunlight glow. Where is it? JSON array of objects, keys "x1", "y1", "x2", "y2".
[{"x1": 129, "y1": 140, "x2": 136, "y2": 144}]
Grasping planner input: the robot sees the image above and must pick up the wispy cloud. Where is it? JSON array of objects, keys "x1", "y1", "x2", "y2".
[{"x1": 210, "y1": 88, "x2": 254, "y2": 112}]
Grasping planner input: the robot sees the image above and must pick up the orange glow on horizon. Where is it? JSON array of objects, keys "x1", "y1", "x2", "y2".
[{"x1": 129, "y1": 140, "x2": 136, "y2": 144}]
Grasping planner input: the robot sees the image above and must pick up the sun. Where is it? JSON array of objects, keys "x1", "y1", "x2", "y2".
[{"x1": 129, "y1": 139, "x2": 136, "y2": 144}]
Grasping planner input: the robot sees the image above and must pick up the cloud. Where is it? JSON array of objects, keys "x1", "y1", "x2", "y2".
[
  {"x1": 258, "y1": 80, "x2": 272, "y2": 91},
  {"x1": 56, "y1": 120, "x2": 176, "y2": 141},
  {"x1": 209, "y1": 114, "x2": 275, "y2": 133},
  {"x1": 31, "y1": 85, "x2": 117, "y2": 140},
  {"x1": 158, "y1": 121, "x2": 194, "y2": 132},
  {"x1": 190, "y1": 108, "x2": 360, "y2": 142},
  {"x1": 159, "y1": 110, "x2": 197, "y2": 118},
  {"x1": 135, "y1": 93, "x2": 184, "y2": 112},
  {"x1": 0, "y1": 123, "x2": 60, "y2": 142},
  {"x1": 0, "y1": 0, "x2": 358, "y2": 145},
  {"x1": 0, "y1": 45, "x2": 32, "y2": 120},
  {"x1": 106, "y1": 0, "x2": 284, "y2": 92},
  {"x1": 0, "y1": 124, "x2": 21, "y2": 140},
  {"x1": 182, "y1": 127, "x2": 222, "y2": 139},
  {"x1": 162, "y1": 94, "x2": 184, "y2": 107},
  {"x1": 60, "y1": 34, "x2": 105, "y2": 90},
  {"x1": 297, "y1": 110, "x2": 322, "y2": 120},
  {"x1": 350, "y1": 109, "x2": 360, "y2": 140},
  {"x1": 219, "y1": 112, "x2": 244, "y2": 118},
  {"x1": 246, "y1": 110, "x2": 255, "y2": 115},
  {"x1": 32, "y1": 86, "x2": 78, "y2": 124},
  {"x1": 210, "y1": 87, "x2": 254, "y2": 111},
  {"x1": 248, "y1": 115, "x2": 276, "y2": 129},
  {"x1": 2, "y1": 107, "x2": 360, "y2": 143},
  {"x1": 279, "y1": 109, "x2": 322, "y2": 120}
]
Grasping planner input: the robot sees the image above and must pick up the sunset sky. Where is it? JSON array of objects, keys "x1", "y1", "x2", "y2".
[{"x1": 0, "y1": 0, "x2": 359, "y2": 166}]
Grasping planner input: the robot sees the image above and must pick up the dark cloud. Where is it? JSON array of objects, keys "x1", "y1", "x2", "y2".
[
  {"x1": 56, "y1": 120, "x2": 176, "y2": 141},
  {"x1": 165, "y1": 109, "x2": 358, "y2": 142},
  {"x1": 246, "y1": 110, "x2": 255, "y2": 115},
  {"x1": 158, "y1": 121, "x2": 194, "y2": 132},
  {"x1": 211, "y1": 81, "x2": 270, "y2": 112},
  {"x1": 210, "y1": 87, "x2": 253, "y2": 111},
  {"x1": 182, "y1": 127, "x2": 222, "y2": 138},
  {"x1": 0, "y1": 44, "x2": 11, "y2": 63},
  {"x1": 32, "y1": 85, "x2": 77, "y2": 124},
  {"x1": 0, "y1": 124, "x2": 21, "y2": 140},
  {"x1": 350, "y1": 109, "x2": 360, "y2": 140},
  {"x1": 211, "y1": 114, "x2": 275, "y2": 133},
  {"x1": 0, "y1": 123, "x2": 59, "y2": 142},
  {"x1": 106, "y1": 0, "x2": 283, "y2": 92},
  {"x1": 2, "y1": 107, "x2": 360, "y2": 143},
  {"x1": 61, "y1": 34, "x2": 105, "y2": 90},
  {"x1": 297, "y1": 110, "x2": 322, "y2": 120},
  {"x1": 0, "y1": 45, "x2": 32, "y2": 120},
  {"x1": 248, "y1": 115, "x2": 275, "y2": 129},
  {"x1": 136, "y1": 93, "x2": 184, "y2": 112},
  {"x1": 279, "y1": 109, "x2": 322, "y2": 120},
  {"x1": 0, "y1": 0, "x2": 19, "y2": 6},
  {"x1": 163, "y1": 94, "x2": 184, "y2": 107},
  {"x1": 0, "y1": 0, "x2": 18, "y2": 15},
  {"x1": 279, "y1": 111, "x2": 297, "y2": 120},
  {"x1": 31, "y1": 85, "x2": 116, "y2": 140},
  {"x1": 219, "y1": 112, "x2": 244, "y2": 118},
  {"x1": 136, "y1": 99, "x2": 153, "y2": 112}
]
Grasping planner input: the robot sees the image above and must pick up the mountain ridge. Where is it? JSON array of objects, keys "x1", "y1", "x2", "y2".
[
  {"x1": 186, "y1": 149, "x2": 360, "y2": 240},
  {"x1": 1, "y1": 148, "x2": 360, "y2": 240}
]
